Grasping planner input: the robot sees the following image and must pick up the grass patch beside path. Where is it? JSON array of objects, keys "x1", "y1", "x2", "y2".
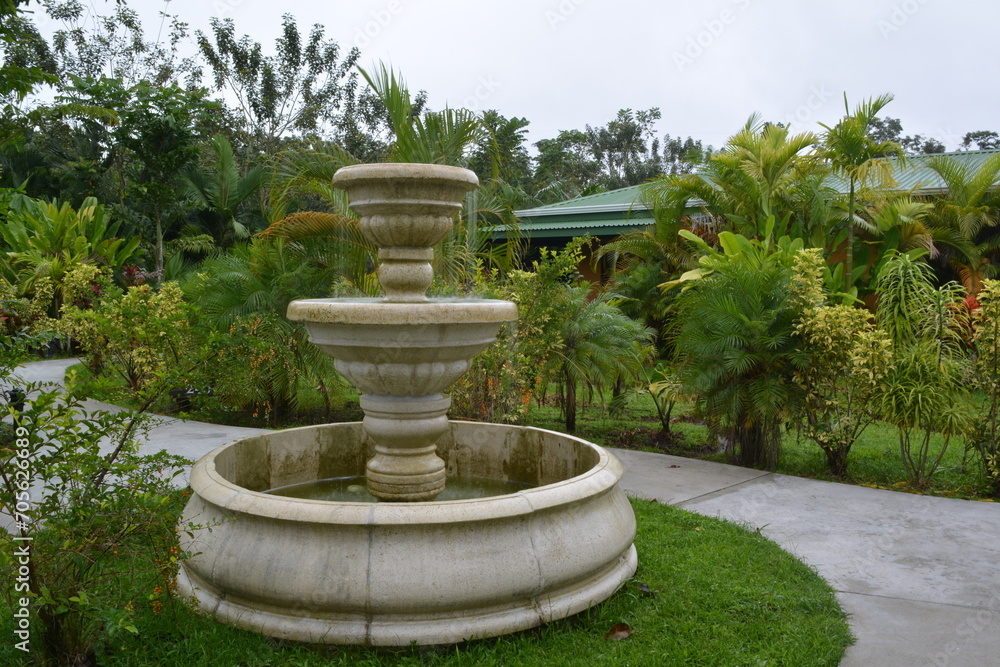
[{"x1": 2, "y1": 498, "x2": 851, "y2": 666}]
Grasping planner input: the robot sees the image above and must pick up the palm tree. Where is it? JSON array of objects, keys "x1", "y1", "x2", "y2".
[
  {"x1": 593, "y1": 191, "x2": 698, "y2": 351},
  {"x1": 546, "y1": 284, "x2": 653, "y2": 432},
  {"x1": 261, "y1": 64, "x2": 523, "y2": 293},
  {"x1": 923, "y1": 152, "x2": 1000, "y2": 294},
  {"x1": 182, "y1": 238, "x2": 343, "y2": 423},
  {"x1": 671, "y1": 249, "x2": 806, "y2": 469},
  {"x1": 644, "y1": 115, "x2": 822, "y2": 245},
  {"x1": 818, "y1": 94, "x2": 905, "y2": 288},
  {"x1": 182, "y1": 134, "x2": 266, "y2": 248},
  {"x1": 359, "y1": 64, "x2": 480, "y2": 166}
]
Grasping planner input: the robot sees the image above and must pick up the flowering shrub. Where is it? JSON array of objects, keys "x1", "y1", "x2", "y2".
[{"x1": 449, "y1": 244, "x2": 583, "y2": 423}]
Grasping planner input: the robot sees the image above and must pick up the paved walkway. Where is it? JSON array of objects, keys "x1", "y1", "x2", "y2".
[{"x1": 13, "y1": 359, "x2": 1000, "y2": 666}]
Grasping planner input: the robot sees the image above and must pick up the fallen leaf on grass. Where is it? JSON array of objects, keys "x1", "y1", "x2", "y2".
[{"x1": 604, "y1": 623, "x2": 634, "y2": 640}]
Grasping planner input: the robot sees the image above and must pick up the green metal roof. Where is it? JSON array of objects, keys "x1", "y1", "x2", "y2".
[{"x1": 513, "y1": 149, "x2": 1000, "y2": 239}]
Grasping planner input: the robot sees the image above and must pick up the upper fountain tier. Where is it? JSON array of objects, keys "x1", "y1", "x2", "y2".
[
  {"x1": 285, "y1": 163, "x2": 518, "y2": 397},
  {"x1": 334, "y1": 162, "x2": 477, "y2": 302},
  {"x1": 285, "y1": 163, "x2": 517, "y2": 501}
]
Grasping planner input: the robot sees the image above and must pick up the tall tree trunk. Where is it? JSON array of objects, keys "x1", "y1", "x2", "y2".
[
  {"x1": 155, "y1": 214, "x2": 164, "y2": 282},
  {"x1": 565, "y1": 372, "x2": 577, "y2": 432},
  {"x1": 845, "y1": 179, "x2": 856, "y2": 288}
]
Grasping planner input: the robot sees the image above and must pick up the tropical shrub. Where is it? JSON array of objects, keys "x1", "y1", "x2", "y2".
[
  {"x1": 671, "y1": 244, "x2": 806, "y2": 469},
  {"x1": 60, "y1": 280, "x2": 195, "y2": 393},
  {"x1": 182, "y1": 238, "x2": 345, "y2": 424},
  {"x1": 0, "y1": 194, "x2": 140, "y2": 315},
  {"x1": 450, "y1": 246, "x2": 577, "y2": 424},
  {"x1": 791, "y1": 249, "x2": 893, "y2": 476},
  {"x1": 547, "y1": 284, "x2": 652, "y2": 432},
  {"x1": 0, "y1": 356, "x2": 190, "y2": 666},
  {"x1": 969, "y1": 279, "x2": 1000, "y2": 494},
  {"x1": 875, "y1": 253, "x2": 974, "y2": 489},
  {"x1": 645, "y1": 363, "x2": 689, "y2": 435}
]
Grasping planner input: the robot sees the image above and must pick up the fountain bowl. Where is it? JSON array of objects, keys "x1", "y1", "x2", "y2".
[{"x1": 176, "y1": 421, "x2": 637, "y2": 646}]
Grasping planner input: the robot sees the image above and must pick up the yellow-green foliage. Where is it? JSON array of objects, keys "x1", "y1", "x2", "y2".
[
  {"x1": 0, "y1": 275, "x2": 55, "y2": 335},
  {"x1": 789, "y1": 248, "x2": 826, "y2": 310},
  {"x1": 62, "y1": 282, "x2": 190, "y2": 391},
  {"x1": 971, "y1": 280, "x2": 1000, "y2": 492},
  {"x1": 791, "y1": 249, "x2": 892, "y2": 475}
]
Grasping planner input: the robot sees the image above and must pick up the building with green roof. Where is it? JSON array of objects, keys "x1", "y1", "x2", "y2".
[{"x1": 513, "y1": 149, "x2": 1000, "y2": 247}]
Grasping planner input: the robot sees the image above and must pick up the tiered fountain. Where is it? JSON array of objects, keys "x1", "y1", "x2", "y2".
[{"x1": 176, "y1": 163, "x2": 637, "y2": 646}]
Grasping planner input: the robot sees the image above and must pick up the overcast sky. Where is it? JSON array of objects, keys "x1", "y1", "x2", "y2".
[{"x1": 123, "y1": 0, "x2": 997, "y2": 151}]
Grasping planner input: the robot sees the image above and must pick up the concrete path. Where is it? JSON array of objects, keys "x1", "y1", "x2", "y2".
[
  {"x1": 614, "y1": 450, "x2": 1000, "y2": 667},
  {"x1": 10, "y1": 359, "x2": 268, "y2": 486},
  {"x1": 11, "y1": 360, "x2": 1000, "y2": 666}
]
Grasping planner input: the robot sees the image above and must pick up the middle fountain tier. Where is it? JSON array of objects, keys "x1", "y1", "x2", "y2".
[{"x1": 286, "y1": 163, "x2": 518, "y2": 501}]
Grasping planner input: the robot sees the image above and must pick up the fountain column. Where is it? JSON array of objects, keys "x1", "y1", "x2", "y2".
[{"x1": 287, "y1": 163, "x2": 517, "y2": 501}]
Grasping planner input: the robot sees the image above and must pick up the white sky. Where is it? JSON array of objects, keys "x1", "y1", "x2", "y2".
[{"x1": 76, "y1": 0, "x2": 1000, "y2": 150}]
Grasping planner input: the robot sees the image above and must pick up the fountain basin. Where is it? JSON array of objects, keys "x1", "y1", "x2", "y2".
[{"x1": 176, "y1": 421, "x2": 637, "y2": 646}]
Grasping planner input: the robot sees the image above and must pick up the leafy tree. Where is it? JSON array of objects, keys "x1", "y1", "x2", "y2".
[
  {"x1": 961, "y1": 130, "x2": 1000, "y2": 150},
  {"x1": 43, "y1": 0, "x2": 198, "y2": 87},
  {"x1": 660, "y1": 134, "x2": 709, "y2": 176},
  {"x1": 532, "y1": 129, "x2": 601, "y2": 202},
  {"x1": 532, "y1": 111, "x2": 705, "y2": 199},
  {"x1": 196, "y1": 14, "x2": 361, "y2": 154},
  {"x1": 901, "y1": 135, "x2": 945, "y2": 155},
  {"x1": 108, "y1": 79, "x2": 216, "y2": 276},
  {"x1": 867, "y1": 116, "x2": 904, "y2": 145},
  {"x1": 0, "y1": 0, "x2": 56, "y2": 102},
  {"x1": 868, "y1": 116, "x2": 947, "y2": 155},
  {"x1": 585, "y1": 108, "x2": 663, "y2": 190},
  {"x1": 0, "y1": 0, "x2": 56, "y2": 101},
  {"x1": 819, "y1": 93, "x2": 904, "y2": 289},
  {"x1": 467, "y1": 110, "x2": 532, "y2": 188}
]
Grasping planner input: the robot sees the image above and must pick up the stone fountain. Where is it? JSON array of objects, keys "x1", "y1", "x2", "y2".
[{"x1": 176, "y1": 163, "x2": 637, "y2": 646}]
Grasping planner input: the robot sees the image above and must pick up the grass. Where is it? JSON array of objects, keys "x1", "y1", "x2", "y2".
[
  {"x1": 65, "y1": 360, "x2": 996, "y2": 499},
  {"x1": 525, "y1": 391, "x2": 995, "y2": 500},
  {"x1": 0, "y1": 498, "x2": 852, "y2": 667}
]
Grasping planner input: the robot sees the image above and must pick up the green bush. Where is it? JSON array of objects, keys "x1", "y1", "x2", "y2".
[
  {"x1": 969, "y1": 280, "x2": 1000, "y2": 495},
  {"x1": 1, "y1": 380, "x2": 192, "y2": 665}
]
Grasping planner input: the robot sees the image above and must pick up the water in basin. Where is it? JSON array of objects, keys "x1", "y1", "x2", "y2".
[{"x1": 265, "y1": 476, "x2": 534, "y2": 502}]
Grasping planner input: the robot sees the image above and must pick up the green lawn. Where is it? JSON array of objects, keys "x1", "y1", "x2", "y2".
[
  {"x1": 65, "y1": 360, "x2": 997, "y2": 499},
  {"x1": 526, "y1": 392, "x2": 995, "y2": 500},
  {"x1": 0, "y1": 498, "x2": 852, "y2": 667}
]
